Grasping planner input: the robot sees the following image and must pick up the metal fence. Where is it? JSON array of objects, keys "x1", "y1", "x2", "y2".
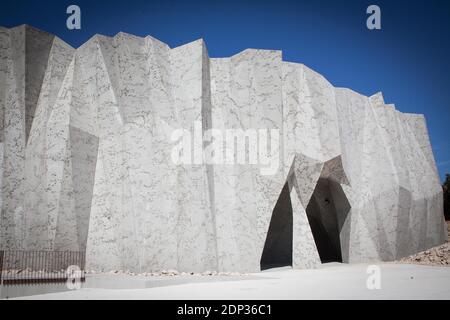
[{"x1": 0, "y1": 250, "x2": 85, "y2": 286}]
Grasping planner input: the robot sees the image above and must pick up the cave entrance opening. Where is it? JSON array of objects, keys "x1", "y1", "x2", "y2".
[
  {"x1": 305, "y1": 178, "x2": 350, "y2": 263},
  {"x1": 260, "y1": 182, "x2": 293, "y2": 270},
  {"x1": 260, "y1": 175, "x2": 350, "y2": 270}
]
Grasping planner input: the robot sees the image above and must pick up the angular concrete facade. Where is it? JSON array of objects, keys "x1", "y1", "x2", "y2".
[{"x1": 0, "y1": 25, "x2": 447, "y2": 272}]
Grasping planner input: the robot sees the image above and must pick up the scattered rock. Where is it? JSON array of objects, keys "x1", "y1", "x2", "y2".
[
  {"x1": 167, "y1": 269, "x2": 179, "y2": 276},
  {"x1": 397, "y1": 239, "x2": 450, "y2": 267},
  {"x1": 86, "y1": 269, "x2": 250, "y2": 276}
]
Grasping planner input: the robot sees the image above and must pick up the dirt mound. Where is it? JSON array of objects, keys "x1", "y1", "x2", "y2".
[{"x1": 397, "y1": 222, "x2": 450, "y2": 266}]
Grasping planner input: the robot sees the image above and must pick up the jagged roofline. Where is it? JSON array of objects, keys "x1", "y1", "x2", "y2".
[
  {"x1": 0, "y1": 22, "x2": 445, "y2": 271},
  {"x1": 2, "y1": 24, "x2": 436, "y2": 176},
  {"x1": 2, "y1": 24, "x2": 422, "y2": 118}
]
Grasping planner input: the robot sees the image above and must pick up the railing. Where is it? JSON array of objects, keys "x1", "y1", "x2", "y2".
[{"x1": 0, "y1": 250, "x2": 85, "y2": 286}]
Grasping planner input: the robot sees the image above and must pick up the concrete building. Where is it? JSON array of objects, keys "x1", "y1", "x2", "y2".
[{"x1": 0, "y1": 25, "x2": 447, "y2": 273}]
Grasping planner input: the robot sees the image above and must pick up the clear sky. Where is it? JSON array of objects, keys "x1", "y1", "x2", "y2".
[{"x1": 1, "y1": 0, "x2": 449, "y2": 181}]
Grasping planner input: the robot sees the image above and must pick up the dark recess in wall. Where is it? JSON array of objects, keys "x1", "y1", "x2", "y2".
[
  {"x1": 305, "y1": 178, "x2": 350, "y2": 263},
  {"x1": 260, "y1": 182, "x2": 293, "y2": 270}
]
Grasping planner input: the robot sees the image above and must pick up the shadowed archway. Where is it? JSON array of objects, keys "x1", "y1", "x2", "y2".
[
  {"x1": 305, "y1": 178, "x2": 350, "y2": 263},
  {"x1": 260, "y1": 182, "x2": 293, "y2": 270}
]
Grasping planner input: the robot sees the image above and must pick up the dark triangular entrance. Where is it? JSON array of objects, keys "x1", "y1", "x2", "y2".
[
  {"x1": 260, "y1": 182, "x2": 293, "y2": 270},
  {"x1": 305, "y1": 178, "x2": 350, "y2": 263}
]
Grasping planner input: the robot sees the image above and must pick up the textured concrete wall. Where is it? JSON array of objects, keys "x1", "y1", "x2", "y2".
[{"x1": 0, "y1": 25, "x2": 447, "y2": 273}]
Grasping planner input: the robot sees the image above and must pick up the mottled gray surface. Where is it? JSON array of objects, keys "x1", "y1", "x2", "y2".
[
  {"x1": 13, "y1": 264, "x2": 450, "y2": 300},
  {"x1": 0, "y1": 25, "x2": 447, "y2": 273}
]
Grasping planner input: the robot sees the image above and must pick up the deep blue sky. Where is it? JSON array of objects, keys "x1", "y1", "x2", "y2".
[{"x1": 1, "y1": 0, "x2": 449, "y2": 181}]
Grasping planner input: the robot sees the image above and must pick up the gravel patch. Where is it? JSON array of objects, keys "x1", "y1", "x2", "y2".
[{"x1": 396, "y1": 222, "x2": 450, "y2": 267}]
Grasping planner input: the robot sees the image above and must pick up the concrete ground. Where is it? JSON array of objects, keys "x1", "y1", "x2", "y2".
[{"x1": 10, "y1": 263, "x2": 450, "y2": 300}]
